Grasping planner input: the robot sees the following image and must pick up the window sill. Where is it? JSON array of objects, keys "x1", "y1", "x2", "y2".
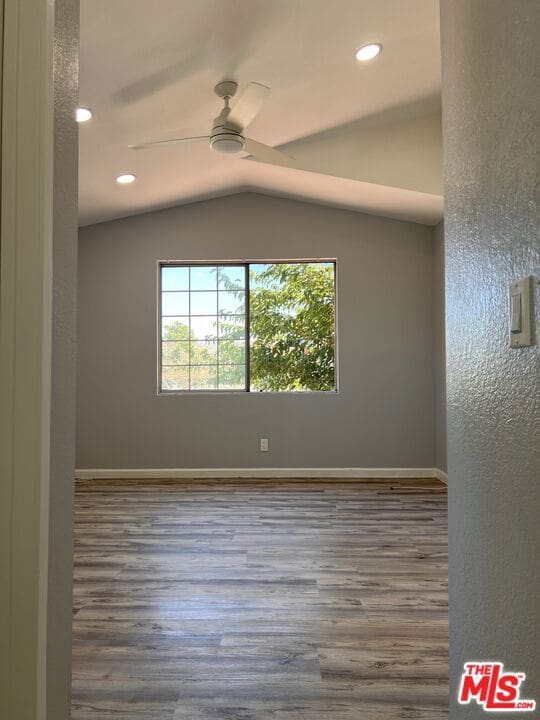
[{"x1": 157, "y1": 389, "x2": 339, "y2": 397}]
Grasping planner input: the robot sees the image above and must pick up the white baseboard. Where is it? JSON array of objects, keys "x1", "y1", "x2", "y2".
[
  {"x1": 75, "y1": 467, "x2": 446, "y2": 482},
  {"x1": 433, "y1": 468, "x2": 448, "y2": 484}
]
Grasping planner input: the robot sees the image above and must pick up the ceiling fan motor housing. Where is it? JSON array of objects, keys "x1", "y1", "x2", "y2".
[{"x1": 210, "y1": 116, "x2": 245, "y2": 155}]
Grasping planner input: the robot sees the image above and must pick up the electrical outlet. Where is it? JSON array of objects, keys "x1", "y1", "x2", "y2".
[{"x1": 260, "y1": 438, "x2": 269, "y2": 452}]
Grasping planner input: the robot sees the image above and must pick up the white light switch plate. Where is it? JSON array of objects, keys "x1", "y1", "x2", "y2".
[{"x1": 509, "y1": 276, "x2": 533, "y2": 348}]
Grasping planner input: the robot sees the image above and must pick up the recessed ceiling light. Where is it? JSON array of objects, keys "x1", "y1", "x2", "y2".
[
  {"x1": 76, "y1": 107, "x2": 92, "y2": 123},
  {"x1": 355, "y1": 43, "x2": 382, "y2": 62},
  {"x1": 115, "y1": 173, "x2": 136, "y2": 185}
]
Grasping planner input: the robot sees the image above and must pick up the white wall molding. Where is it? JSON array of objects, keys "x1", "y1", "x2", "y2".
[
  {"x1": 76, "y1": 467, "x2": 445, "y2": 482},
  {"x1": 433, "y1": 468, "x2": 448, "y2": 484}
]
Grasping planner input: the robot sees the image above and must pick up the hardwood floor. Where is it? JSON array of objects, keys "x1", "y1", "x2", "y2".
[{"x1": 72, "y1": 480, "x2": 448, "y2": 719}]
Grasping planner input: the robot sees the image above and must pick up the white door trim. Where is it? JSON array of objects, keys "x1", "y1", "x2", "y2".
[{"x1": 0, "y1": 1, "x2": 55, "y2": 717}]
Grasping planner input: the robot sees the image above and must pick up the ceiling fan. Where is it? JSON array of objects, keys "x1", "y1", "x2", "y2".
[{"x1": 129, "y1": 81, "x2": 297, "y2": 169}]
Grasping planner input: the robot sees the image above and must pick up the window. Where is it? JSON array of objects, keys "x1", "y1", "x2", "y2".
[{"x1": 159, "y1": 261, "x2": 336, "y2": 393}]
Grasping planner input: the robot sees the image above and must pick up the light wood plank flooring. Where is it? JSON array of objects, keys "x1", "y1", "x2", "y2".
[{"x1": 72, "y1": 480, "x2": 448, "y2": 719}]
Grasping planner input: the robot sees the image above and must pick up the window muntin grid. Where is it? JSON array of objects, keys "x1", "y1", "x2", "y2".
[{"x1": 160, "y1": 264, "x2": 247, "y2": 391}]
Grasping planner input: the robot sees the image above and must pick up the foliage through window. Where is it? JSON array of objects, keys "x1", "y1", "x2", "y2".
[{"x1": 159, "y1": 262, "x2": 336, "y2": 392}]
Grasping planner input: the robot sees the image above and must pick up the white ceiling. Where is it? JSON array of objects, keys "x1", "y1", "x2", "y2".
[{"x1": 79, "y1": 0, "x2": 442, "y2": 226}]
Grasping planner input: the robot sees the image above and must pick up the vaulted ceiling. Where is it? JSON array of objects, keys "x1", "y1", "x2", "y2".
[{"x1": 79, "y1": 0, "x2": 442, "y2": 226}]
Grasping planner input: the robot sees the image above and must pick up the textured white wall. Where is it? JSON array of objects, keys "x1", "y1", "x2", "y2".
[
  {"x1": 48, "y1": 0, "x2": 79, "y2": 717},
  {"x1": 441, "y1": 0, "x2": 540, "y2": 716}
]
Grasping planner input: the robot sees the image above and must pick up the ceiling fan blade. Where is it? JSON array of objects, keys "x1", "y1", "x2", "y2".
[
  {"x1": 226, "y1": 83, "x2": 270, "y2": 132},
  {"x1": 244, "y1": 138, "x2": 298, "y2": 169},
  {"x1": 129, "y1": 136, "x2": 210, "y2": 150},
  {"x1": 114, "y1": 54, "x2": 200, "y2": 106}
]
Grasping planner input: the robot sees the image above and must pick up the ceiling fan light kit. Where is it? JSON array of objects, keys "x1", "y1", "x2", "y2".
[{"x1": 209, "y1": 128, "x2": 245, "y2": 154}]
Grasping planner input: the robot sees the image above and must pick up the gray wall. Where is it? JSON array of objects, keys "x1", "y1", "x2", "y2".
[
  {"x1": 441, "y1": 0, "x2": 540, "y2": 716},
  {"x1": 49, "y1": 0, "x2": 79, "y2": 717},
  {"x1": 77, "y1": 193, "x2": 438, "y2": 470},
  {"x1": 433, "y1": 222, "x2": 447, "y2": 472}
]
